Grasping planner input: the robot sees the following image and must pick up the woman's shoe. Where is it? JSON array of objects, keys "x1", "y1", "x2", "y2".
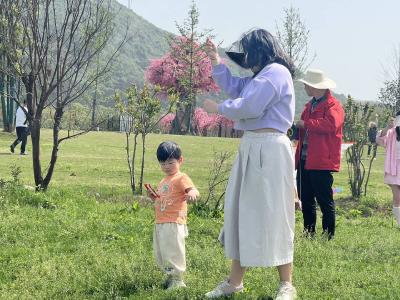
[
  {"x1": 275, "y1": 281, "x2": 297, "y2": 300},
  {"x1": 205, "y1": 279, "x2": 243, "y2": 298}
]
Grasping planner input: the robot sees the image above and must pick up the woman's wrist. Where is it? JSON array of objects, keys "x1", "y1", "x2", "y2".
[{"x1": 211, "y1": 55, "x2": 221, "y2": 66}]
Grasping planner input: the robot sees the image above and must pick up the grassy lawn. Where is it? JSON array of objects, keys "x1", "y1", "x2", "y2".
[{"x1": 0, "y1": 130, "x2": 399, "y2": 299}]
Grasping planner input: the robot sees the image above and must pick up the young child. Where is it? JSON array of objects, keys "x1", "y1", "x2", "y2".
[
  {"x1": 376, "y1": 114, "x2": 400, "y2": 226},
  {"x1": 148, "y1": 141, "x2": 199, "y2": 289}
]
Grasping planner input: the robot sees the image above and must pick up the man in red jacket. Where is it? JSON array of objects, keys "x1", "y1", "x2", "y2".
[{"x1": 295, "y1": 69, "x2": 345, "y2": 239}]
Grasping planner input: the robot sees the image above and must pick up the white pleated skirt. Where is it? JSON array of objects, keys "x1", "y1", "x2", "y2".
[{"x1": 221, "y1": 131, "x2": 295, "y2": 267}]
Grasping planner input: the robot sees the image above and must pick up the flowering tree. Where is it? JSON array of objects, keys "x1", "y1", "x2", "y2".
[
  {"x1": 159, "y1": 113, "x2": 175, "y2": 133},
  {"x1": 213, "y1": 114, "x2": 235, "y2": 137},
  {"x1": 192, "y1": 107, "x2": 211, "y2": 135},
  {"x1": 158, "y1": 108, "x2": 235, "y2": 138},
  {"x1": 191, "y1": 107, "x2": 234, "y2": 137},
  {"x1": 145, "y1": 2, "x2": 219, "y2": 134}
]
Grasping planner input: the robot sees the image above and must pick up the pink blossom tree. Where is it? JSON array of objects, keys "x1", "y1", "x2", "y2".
[
  {"x1": 145, "y1": 3, "x2": 219, "y2": 134},
  {"x1": 192, "y1": 107, "x2": 212, "y2": 136},
  {"x1": 159, "y1": 113, "x2": 175, "y2": 133},
  {"x1": 191, "y1": 107, "x2": 235, "y2": 137}
]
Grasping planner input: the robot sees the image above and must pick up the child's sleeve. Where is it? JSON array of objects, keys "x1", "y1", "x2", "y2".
[{"x1": 180, "y1": 174, "x2": 195, "y2": 192}]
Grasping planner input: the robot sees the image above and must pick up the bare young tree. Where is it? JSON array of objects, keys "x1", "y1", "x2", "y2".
[
  {"x1": 276, "y1": 5, "x2": 315, "y2": 76},
  {"x1": 0, "y1": 0, "x2": 126, "y2": 190},
  {"x1": 171, "y1": 1, "x2": 216, "y2": 134},
  {"x1": 379, "y1": 46, "x2": 400, "y2": 114},
  {"x1": 343, "y1": 96, "x2": 376, "y2": 199},
  {"x1": 115, "y1": 85, "x2": 177, "y2": 194}
]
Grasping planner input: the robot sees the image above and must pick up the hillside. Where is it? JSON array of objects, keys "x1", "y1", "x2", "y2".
[{"x1": 68, "y1": 0, "x2": 347, "y2": 117}]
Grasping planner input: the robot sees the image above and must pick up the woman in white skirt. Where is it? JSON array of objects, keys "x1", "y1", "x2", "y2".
[
  {"x1": 376, "y1": 113, "x2": 400, "y2": 226},
  {"x1": 203, "y1": 29, "x2": 299, "y2": 300}
]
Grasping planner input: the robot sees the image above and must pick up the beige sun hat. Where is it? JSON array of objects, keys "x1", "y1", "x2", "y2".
[{"x1": 298, "y1": 69, "x2": 336, "y2": 89}]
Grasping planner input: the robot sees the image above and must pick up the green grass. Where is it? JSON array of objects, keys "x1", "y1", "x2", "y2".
[{"x1": 0, "y1": 130, "x2": 399, "y2": 299}]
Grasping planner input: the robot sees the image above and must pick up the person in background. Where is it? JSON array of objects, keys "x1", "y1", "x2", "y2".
[
  {"x1": 10, "y1": 101, "x2": 29, "y2": 155},
  {"x1": 376, "y1": 114, "x2": 400, "y2": 226},
  {"x1": 295, "y1": 69, "x2": 345, "y2": 240},
  {"x1": 203, "y1": 28, "x2": 298, "y2": 300},
  {"x1": 367, "y1": 121, "x2": 377, "y2": 157}
]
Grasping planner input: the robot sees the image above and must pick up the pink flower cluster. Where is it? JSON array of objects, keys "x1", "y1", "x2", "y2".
[
  {"x1": 145, "y1": 36, "x2": 219, "y2": 95},
  {"x1": 158, "y1": 108, "x2": 233, "y2": 136},
  {"x1": 159, "y1": 113, "x2": 176, "y2": 133},
  {"x1": 192, "y1": 108, "x2": 233, "y2": 135}
]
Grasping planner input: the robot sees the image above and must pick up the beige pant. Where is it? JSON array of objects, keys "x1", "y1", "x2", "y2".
[{"x1": 153, "y1": 223, "x2": 188, "y2": 279}]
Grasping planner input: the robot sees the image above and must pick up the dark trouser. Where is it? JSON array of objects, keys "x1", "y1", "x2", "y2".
[
  {"x1": 11, "y1": 126, "x2": 28, "y2": 154},
  {"x1": 367, "y1": 143, "x2": 376, "y2": 156},
  {"x1": 296, "y1": 159, "x2": 335, "y2": 238}
]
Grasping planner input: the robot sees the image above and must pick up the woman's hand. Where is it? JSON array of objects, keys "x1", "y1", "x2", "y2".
[
  {"x1": 205, "y1": 38, "x2": 220, "y2": 65},
  {"x1": 203, "y1": 99, "x2": 219, "y2": 113},
  {"x1": 295, "y1": 120, "x2": 305, "y2": 129},
  {"x1": 294, "y1": 188, "x2": 302, "y2": 210}
]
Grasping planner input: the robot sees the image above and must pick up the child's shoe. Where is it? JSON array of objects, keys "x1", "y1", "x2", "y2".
[
  {"x1": 275, "y1": 281, "x2": 297, "y2": 300},
  {"x1": 166, "y1": 279, "x2": 186, "y2": 290},
  {"x1": 205, "y1": 279, "x2": 243, "y2": 298}
]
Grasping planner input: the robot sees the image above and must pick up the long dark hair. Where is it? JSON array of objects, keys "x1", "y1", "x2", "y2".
[
  {"x1": 240, "y1": 29, "x2": 295, "y2": 78},
  {"x1": 396, "y1": 111, "x2": 400, "y2": 141}
]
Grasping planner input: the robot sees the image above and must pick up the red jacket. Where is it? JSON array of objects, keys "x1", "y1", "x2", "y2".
[{"x1": 295, "y1": 90, "x2": 345, "y2": 171}]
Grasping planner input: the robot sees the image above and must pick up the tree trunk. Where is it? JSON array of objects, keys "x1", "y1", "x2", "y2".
[
  {"x1": 91, "y1": 79, "x2": 98, "y2": 127},
  {"x1": 42, "y1": 108, "x2": 64, "y2": 190},
  {"x1": 183, "y1": 101, "x2": 193, "y2": 135},
  {"x1": 0, "y1": 72, "x2": 7, "y2": 130},
  {"x1": 126, "y1": 129, "x2": 138, "y2": 194},
  {"x1": 126, "y1": 132, "x2": 134, "y2": 194},
  {"x1": 132, "y1": 133, "x2": 138, "y2": 192},
  {"x1": 22, "y1": 73, "x2": 44, "y2": 189},
  {"x1": 8, "y1": 75, "x2": 16, "y2": 132},
  {"x1": 0, "y1": 72, "x2": 15, "y2": 132},
  {"x1": 31, "y1": 117, "x2": 43, "y2": 189},
  {"x1": 171, "y1": 93, "x2": 197, "y2": 135},
  {"x1": 91, "y1": 57, "x2": 99, "y2": 127},
  {"x1": 139, "y1": 133, "x2": 146, "y2": 194},
  {"x1": 171, "y1": 102, "x2": 186, "y2": 135}
]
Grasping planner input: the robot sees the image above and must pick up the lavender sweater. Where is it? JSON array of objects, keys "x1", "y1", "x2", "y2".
[{"x1": 213, "y1": 63, "x2": 295, "y2": 133}]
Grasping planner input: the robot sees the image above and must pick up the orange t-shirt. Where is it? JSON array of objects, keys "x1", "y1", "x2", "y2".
[{"x1": 155, "y1": 172, "x2": 195, "y2": 224}]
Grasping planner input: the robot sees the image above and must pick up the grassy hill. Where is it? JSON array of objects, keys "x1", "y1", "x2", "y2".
[
  {"x1": 0, "y1": 130, "x2": 399, "y2": 299},
  {"x1": 65, "y1": 0, "x2": 346, "y2": 117}
]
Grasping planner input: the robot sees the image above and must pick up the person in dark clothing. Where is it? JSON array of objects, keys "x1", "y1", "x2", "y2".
[
  {"x1": 10, "y1": 102, "x2": 29, "y2": 155},
  {"x1": 367, "y1": 122, "x2": 377, "y2": 156}
]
